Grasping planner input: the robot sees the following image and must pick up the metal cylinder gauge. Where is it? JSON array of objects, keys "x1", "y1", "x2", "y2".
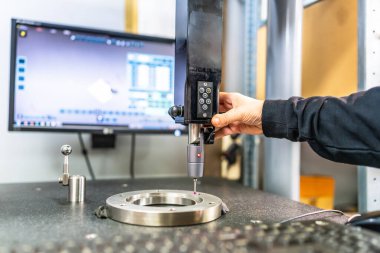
[
  {"x1": 68, "y1": 175, "x2": 86, "y2": 203},
  {"x1": 59, "y1": 145, "x2": 86, "y2": 203}
]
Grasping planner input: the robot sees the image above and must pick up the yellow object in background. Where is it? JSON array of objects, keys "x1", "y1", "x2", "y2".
[
  {"x1": 300, "y1": 175, "x2": 335, "y2": 210},
  {"x1": 125, "y1": 0, "x2": 139, "y2": 33},
  {"x1": 302, "y1": 0, "x2": 357, "y2": 97}
]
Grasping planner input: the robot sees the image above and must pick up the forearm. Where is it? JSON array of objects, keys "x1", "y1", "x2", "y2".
[{"x1": 262, "y1": 87, "x2": 380, "y2": 167}]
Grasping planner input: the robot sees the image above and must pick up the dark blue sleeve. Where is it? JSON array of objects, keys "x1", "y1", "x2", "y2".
[{"x1": 262, "y1": 87, "x2": 380, "y2": 168}]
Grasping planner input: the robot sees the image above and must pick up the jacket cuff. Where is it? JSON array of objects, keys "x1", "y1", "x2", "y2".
[{"x1": 262, "y1": 100, "x2": 288, "y2": 139}]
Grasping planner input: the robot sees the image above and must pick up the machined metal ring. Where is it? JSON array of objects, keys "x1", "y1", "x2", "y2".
[{"x1": 106, "y1": 190, "x2": 223, "y2": 226}]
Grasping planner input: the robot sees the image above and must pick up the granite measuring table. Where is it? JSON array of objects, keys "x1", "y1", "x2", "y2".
[{"x1": 0, "y1": 177, "x2": 348, "y2": 250}]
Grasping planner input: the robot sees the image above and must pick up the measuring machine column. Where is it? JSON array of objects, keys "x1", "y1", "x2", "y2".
[{"x1": 169, "y1": 0, "x2": 224, "y2": 192}]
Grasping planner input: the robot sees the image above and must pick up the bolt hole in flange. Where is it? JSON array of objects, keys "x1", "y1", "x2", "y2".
[{"x1": 106, "y1": 190, "x2": 223, "y2": 226}]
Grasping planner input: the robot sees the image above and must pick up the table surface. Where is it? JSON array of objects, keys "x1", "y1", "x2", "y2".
[{"x1": 0, "y1": 177, "x2": 347, "y2": 248}]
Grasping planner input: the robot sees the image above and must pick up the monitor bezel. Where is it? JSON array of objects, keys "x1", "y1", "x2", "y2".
[{"x1": 9, "y1": 18, "x2": 185, "y2": 135}]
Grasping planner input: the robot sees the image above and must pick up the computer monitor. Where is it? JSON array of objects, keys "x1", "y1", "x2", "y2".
[{"x1": 9, "y1": 19, "x2": 185, "y2": 134}]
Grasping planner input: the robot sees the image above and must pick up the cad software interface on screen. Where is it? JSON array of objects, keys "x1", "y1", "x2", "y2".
[{"x1": 11, "y1": 22, "x2": 182, "y2": 132}]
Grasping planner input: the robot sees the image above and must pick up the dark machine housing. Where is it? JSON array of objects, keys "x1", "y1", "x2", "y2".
[{"x1": 170, "y1": 0, "x2": 223, "y2": 143}]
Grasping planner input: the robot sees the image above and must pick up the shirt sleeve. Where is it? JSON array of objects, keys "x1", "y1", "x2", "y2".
[{"x1": 262, "y1": 86, "x2": 380, "y2": 168}]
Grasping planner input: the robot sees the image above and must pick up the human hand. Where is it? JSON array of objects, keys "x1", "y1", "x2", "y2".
[{"x1": 211, "y1": 92, "x2": 264, "y2": 139}]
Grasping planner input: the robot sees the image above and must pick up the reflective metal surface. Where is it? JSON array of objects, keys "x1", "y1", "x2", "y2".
[
  {"x1": 68, "y1": 175, "x2": 86, "y2": 203},
  {"x1": 106, "y1": 190, "x2": 223, "y2": 226},
  {"x1": 58, "y1": 145, "x2": 86, "y2": 203},
  {"x1": 59, "y1": 144, "x2": 72, "y2": 186},
  {"x1": 264, "y1": 0, "x2": 303, "y2": 200},
  {"x1": 60, "y1": 144, "x2": 72, "y2": 156},
  {"x1": 188, "y1": 123, "x2": 200, "y2": 144},
  {"x1": 358, "y1": 0, "x2": 380, "y2": 213}
]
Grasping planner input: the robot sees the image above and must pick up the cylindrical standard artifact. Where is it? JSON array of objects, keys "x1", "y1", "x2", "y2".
[{"x1": 68, "y1": 175, "x2": 86, "y2": 202}]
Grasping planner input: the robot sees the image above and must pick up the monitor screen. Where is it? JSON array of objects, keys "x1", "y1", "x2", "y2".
[{"x1": 9, "y1": 19, "x2": 184, "y2": 134}]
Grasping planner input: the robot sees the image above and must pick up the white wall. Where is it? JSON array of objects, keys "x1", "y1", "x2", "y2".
[
  {"x1": 0, "y1": 0, "x2": 187, "y2": 183},
  {"x1": 138, "y1": 0, "x2": 175, "y2": 38}
]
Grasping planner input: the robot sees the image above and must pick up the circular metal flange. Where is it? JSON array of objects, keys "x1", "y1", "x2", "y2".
[{"x1": 106, "y1": 189, "x2": 223, "y2": 226}]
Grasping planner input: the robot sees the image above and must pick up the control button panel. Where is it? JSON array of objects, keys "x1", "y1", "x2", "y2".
[{"x1": 197, "y1": 81, "x2": 213, "y2": 118}]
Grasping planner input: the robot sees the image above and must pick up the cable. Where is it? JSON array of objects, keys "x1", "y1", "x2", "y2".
[
  {"x1": 279, "y1": 209, "x2": 346, "y2": 224},
  {"x1": 78, "y1": 132, "x2": 96, "y2": 180},
  {"x1": 347, "y1": 213, "x2": 361, "y2": 222}
]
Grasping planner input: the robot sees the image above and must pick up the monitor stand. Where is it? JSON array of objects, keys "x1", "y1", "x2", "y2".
[{"x1": 90, "y1": 133, "x2": 136, "y2": 179}]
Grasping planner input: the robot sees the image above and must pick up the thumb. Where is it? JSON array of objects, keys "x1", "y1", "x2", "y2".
[{"x1": 212, "y1": 108, "x2": 243, "y2": 128}]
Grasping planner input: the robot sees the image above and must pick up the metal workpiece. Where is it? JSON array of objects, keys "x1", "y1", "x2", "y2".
[
  {"x1": 106, "y1": 190, "x2": 223, "y2": 226},
  {"x1": 59, "y1": 144, "x2": 72, "y2": 186},
  {"x1": 58, "y1": 145, "x2": 86, "y2": 203},
  {"x1": 68, "y1": 175, "x2": 86, "y2": 203}
]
